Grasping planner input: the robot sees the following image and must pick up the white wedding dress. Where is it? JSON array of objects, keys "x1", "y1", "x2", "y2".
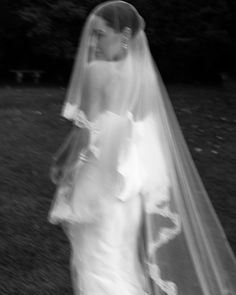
[
  {"x1": 48, "y1": 110, "x2": 159, "y2": 295},
  {"x1": 47, "y1": 2, "x2": 236, "y2": 290}
]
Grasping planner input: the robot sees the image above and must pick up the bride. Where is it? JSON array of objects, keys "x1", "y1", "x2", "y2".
[{"x1": 48, "y1": 1, "x2": 236, "y2": 295}]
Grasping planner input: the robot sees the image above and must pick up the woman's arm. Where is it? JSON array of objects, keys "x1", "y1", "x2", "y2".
[
  {"x1": 52, "y1": 126, "x2": 89, "y2": 163},
  {"x1": 50, "y1": 125, "x2": 90, "y2": 184},
  {"x1": 50, "y1": 61, "x2": 109, "y2": 184}
]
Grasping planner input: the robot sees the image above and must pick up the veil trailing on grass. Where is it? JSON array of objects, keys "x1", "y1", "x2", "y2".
[{"x1": 50, "y1": 1, "x2": 236, "y2": 294}]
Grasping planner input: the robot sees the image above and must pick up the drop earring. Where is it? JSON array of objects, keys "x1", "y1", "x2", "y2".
[
  {"x1": 122, "y1": 40, "x2": 128, "y2": 50},
  {"x1": 122, "y1": 27, "x2": 131, "y2": 51}
]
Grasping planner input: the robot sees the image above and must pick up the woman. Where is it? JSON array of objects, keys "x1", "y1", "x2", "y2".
[{"x1": 48, "y1": 1, "x2": 236, "y2": 295}]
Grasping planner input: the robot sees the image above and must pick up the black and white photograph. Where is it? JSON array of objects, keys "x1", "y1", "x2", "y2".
[{"x1": 0, "y1": 1, "x2": 236, "y2": 294}]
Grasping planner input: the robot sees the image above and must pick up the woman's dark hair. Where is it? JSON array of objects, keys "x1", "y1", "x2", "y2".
[{"x1": 94, "y1": 1, "x2": 144, "y2": 38}]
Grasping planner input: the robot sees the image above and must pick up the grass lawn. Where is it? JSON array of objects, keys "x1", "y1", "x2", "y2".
[{"x1": 0, "y1": 84, "x2": 235, "y2": 294}]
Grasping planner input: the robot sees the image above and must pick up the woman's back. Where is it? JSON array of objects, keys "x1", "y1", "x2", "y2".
[{"x1": 48, "y1": 1, "x2": 236, "y2": 295}]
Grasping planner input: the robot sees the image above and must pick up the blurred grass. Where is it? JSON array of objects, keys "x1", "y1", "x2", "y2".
[{"x1": 0, "y1": 85, "x2": 235, "y2": 294}]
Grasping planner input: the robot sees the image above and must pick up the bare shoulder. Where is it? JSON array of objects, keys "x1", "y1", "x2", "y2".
[{"x1": 86, "y1": 61, "x2": 112, "y2": 84}]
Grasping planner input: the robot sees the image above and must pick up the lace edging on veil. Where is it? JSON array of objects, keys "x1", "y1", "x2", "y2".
[{"x1": 144, "y1": 198, "x2": 182, "y2": 295}]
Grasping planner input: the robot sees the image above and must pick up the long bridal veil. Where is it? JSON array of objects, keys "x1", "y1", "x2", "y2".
[{"x1": 50, "y1": 1, "x2": 236, "y2": 294}]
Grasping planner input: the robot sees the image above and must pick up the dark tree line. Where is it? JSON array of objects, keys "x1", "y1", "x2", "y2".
[{"x1": 0, "y1": 0, "x2": 235, "y2": 83}]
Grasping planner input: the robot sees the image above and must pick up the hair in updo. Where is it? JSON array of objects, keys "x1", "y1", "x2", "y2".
[{"x1": 94, "y1": 1, "x2": 145, "y2": 38}]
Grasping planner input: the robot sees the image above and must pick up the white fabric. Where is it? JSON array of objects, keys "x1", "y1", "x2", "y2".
[
  {"x1": 67, "y1": 188, "x2": 148, "y2": 295},
  {"x1": 49, "y1": 109, "x2": 169, "y2": 223},
  {"x1": 48, "y1": 110, "x2": 158, "y2": 294},
  {"x1": 48, "y1": 1, "x2": 236, "y2": 295},
  {"x1": 49, "y1": 109, "x2": 175, "y2": 294}
]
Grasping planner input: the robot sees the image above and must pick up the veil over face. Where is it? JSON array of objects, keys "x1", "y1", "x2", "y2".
[{"x1": 53, "y1": 1, "x2": 236, "y2": 295}]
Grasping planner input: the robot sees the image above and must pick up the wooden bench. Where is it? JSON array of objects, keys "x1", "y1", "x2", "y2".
[{"x1": 10, "y1": 69, "x2": 44, "y2": 84}]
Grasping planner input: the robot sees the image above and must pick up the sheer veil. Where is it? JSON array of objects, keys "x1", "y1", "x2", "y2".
[{"x1": 51, "y1": 1, "x2": 236, "y2": 294}]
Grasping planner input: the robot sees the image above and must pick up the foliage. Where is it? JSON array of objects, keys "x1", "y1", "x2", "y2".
[{"x1": 0, "y1": 0, "x2": 235, "y2": 82}]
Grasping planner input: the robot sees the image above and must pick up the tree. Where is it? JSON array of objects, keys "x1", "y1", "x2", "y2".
[{"x1": 1, "y1": 0, "x2": 235, "y2": 82}]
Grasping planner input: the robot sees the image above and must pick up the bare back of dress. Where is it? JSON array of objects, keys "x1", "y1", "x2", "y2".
[{"x1": 48, "y1": 2, "x2": 236, "y2": 295}]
